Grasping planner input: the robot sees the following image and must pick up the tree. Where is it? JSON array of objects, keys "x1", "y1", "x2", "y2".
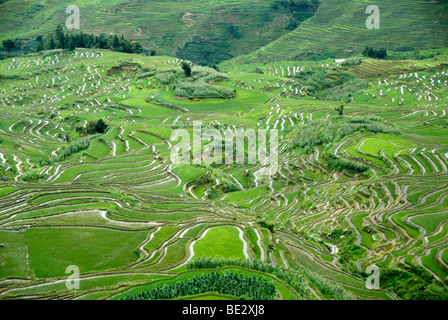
[
  {"x1": 83, "y1": 119, "x2": 109, "y2": 135},
  {"x1": 286, "y1": 20, "x2": 298, "y2": 30},
  {"x1": 36, "y1": 35, "x2": 44, "y2": 52},
  {"x1": 96, "y1": 119, "x2": 108, "y2": 133},
  {"x1": 97, "y1": 34, "x2": 108, "y2": 49},
  {"x1": 362, "y1": 46, "x2": 387, "y2": 59},
  {"x1": 377, "y1": 48, "x2": 387, "y2": 59},
  {"x1": 181, "y1": 61, "x2": 192, "y2": 77},
  {"x1": 55, "y1": 24, "x2": 65, "y2": 49},
  {"x1": 35, "y1": 43, "x2": 44, "y2": 52},
  {"x1": 45, "y1": 34, "x2": 56, "y2": 50},
  {"x1": 130, "y1": 41, "x2": 143, "y2": 54},
  {"x1": 68, "y1": 36, "x2": 76, "y2": 51},
  {"x1": 38, "y1": 26, "x2": 144, "y2": 54},
  {"x1": 335, "y1": 104, "x2": 344, "y2": 116},
  {"x1": 59, "y1": 34, "x2": 66, "y2": 49},
  {"x1": 55, "y1": 24, "x2": 64, "y2": 40},
  {"x1": 2, "y1": 40, "x2": 15, "y2": 54},
  {"x1": 112, "y1": 35, "x2": 120, "y2": 50}
]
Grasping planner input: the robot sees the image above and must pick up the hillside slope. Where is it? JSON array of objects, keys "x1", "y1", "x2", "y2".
[
  {"x1": 220, "y1": 0, "x2": 448, "y2": 68},
  {"x1": 0, "y1": 0, "x2": 318, "y2": 65},
  {"x1": 0, "y1": 46, "x2": 448, "y2": 300}
]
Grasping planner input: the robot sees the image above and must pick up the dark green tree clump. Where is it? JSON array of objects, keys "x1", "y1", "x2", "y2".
[
  {"x1": 76, "y1": 119, "x2": 109, "y2": 136},
  {"x1": 19, "y1": 170, "x2": 47, "y2": 182},
  {"x1": 362, "y1": 47, "x2": 387, "y2": 59},
  {"x1": 39, "y1": 136, "x2": 97, "y2": 167},
  {"x1": 122, "y1": 271, "x2": 277, "y2": 300},
  {"x1": 380, "y1": 264, "x2": 448, "y2": 300},
  {"x1": 335, "y1": 104, "x2": 344, "y2": 116},
  {"x1": 186, "y1": 257, "x2": 357, "y2": 300},
  {"x1": 181, "y1": 61, "x2": 192, "y2": 77},
  {"x1": 1, "y1": 39, "x2": 15, "y2": 54},
  {"x1": 38, "y1": 25, "x2": 143, "y2": 54},
  {"x1": 327, "y1": 155, "x2": 369, "y2": 173},
  {"x1": 257, "y1": 220, "x2": 275, "y2": 233}
]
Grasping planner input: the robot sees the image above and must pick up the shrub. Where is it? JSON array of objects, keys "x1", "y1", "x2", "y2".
[
  {"x1": 155, "y1": 71, "x2": 176, "y2": 84},
  {"x1": 181, "y1": 61, "x2": 192, "y2": 77},
  {"x1": 19, "y1": 170, "x2": 47, "y2": 182},
  {"x1": 137, "y1": 71, "x2": 156, "y2": 79},
  {"x1": 186, "y1": 256, "x2": 356, "y2": 300},
  {"x1": 39, "y1": 136, "x2": 98, "y2": 166},
  {"x1": 255, "y1": 67, "x2": 265, "y2": 74},
  {"x1": 175, "y1": 81, "x2": 235, "y2": 99},
  {"x1": 200, "y1": 165, "x2": 242, "y2": 192},
  {"x1": 257, "y1": 220, "x2": 275, "y2": 233},
  {"x1": 327, "y1": 155, "x2": 369, "y2": 173},
  {"x1": 324, "y1": 79, "x2": 368, "y2": 101},
  {"x1": 362, "y1": 47, "x2": 387, "y2": 59},
  {"x1": 341, "y1": 57, "x2": 362, "y2": 66},
  {"x1": 76, "y1": 119, "x2": 108, "y2": 135},
  {"x1": 287, "y1": 116, "x2": 400, "y2": 154},
  {"x1": 301, "y1": 268, "x2": 357, "y2": 300}
]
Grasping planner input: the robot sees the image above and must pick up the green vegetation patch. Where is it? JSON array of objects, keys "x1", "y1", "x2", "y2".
[
  {"x1": 193, "y1": 226, "x2": 245, "y2": 259},
  {"x1": 122, "y1": 271, "x2": 277, "y2": 300},
  {"x1": 26, "y1": 227, "x2": 148, "y2": 277}
]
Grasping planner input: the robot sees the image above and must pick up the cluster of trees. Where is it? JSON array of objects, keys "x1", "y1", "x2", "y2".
[
  {"x1": 301, "y1": 268, "x2": 357, "y2": 300},
  {"x1": 186, "y1": 256, "x2": 356, "y2": 300},
  {"x1": 76, "y1": 119, "x2": 108, "y2": 136},
  {"x1": 22, "y1": 2, "x2": 44, "y2": 18},
  {"x1": 272, "y1": 0, "x2": 320, "y2": 11},
  {"x1": 201, "y1": 165, "x2": 242, "y2": 193},
  {"x1": 380, "y1": 264, "x2": 448, "y2": 300},
  {"x1": 324, "y1": 78, "x2": 368, "y2": 101},
  {"x1": 122, "y1": 271, "x2": 277, "y2": 300},
  {"x1": 327, "y1": 155, "x2": 369, "y2": 173},
  {"x1": 257, "y1": 220, "x2": 275, "y2": 233},
  {"x1": 1, "y1": 40, "x2": 15, "y2": 54},
  {"x1": 153, "y1": 66, "x2": 235, "y2": 99},
  {"x1": 39, "y1": 136, "x2": 95, "y2": 167},
  {"x1": 362, "y1": 47, "x2": 387, "y2": 59},
  {"x1": 301, "y1": 70, "x2": 333, "y2": 94},
  {"x1": 335, "y1": 105, "x2": 344, "y2": 116},
  {"x1": 35, "y1": 25, "x2": 144, "y2": 54},
  {"x1": 181, "y1": 61, "x2": 192, "y2": 77},
  {"x1": 177, "y1": 40, "x2": 232, "y2": 67},
  {"x1": 287, "y1": 116, "x2": 400, "y2": 155},
  {"x1": 326, "y1": 229, "x2": 367, "y2": 276},
  {"x1": 19, "y1": 169, "x2": 47, "y2": 182},
  {"x1": 271, "y1": 0, "x2": 320, "y2": 30},
  {"x1": 196, "y1": 259, "x2": 311, "y2": 298},
  {"x1": 174, "y1": 80, "x2": 236, "y2": 99},
  {"x1": 294, "y1": 69, "x2": 366, "y2": 100}
]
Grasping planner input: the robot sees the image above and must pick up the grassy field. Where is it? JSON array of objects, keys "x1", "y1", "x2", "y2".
[
  {"x1": 26, "y1": 227, "x2": 148, "y2": 278},
  {"x1": 193, "y1": 226, "x2": 246, "y2": 259}
]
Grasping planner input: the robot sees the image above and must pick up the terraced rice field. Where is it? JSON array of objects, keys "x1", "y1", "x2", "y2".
[
  {"x1": 222, "y1": 0, "x2": 448, "y2": 67},
  {"x1": 0, "y1": 0, "x2": 315, "y2": 66},
  {"x1": 0, "y1": 47, "x2": 447, "y2": 300}
]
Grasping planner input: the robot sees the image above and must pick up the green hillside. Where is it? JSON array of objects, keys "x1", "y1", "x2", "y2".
[
  {"x1": 0, "y1": 0, "x2": 318, "y2": 65},
  {"x1": 221, "y1": 0, "x2": 448, "y2": 68}
]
